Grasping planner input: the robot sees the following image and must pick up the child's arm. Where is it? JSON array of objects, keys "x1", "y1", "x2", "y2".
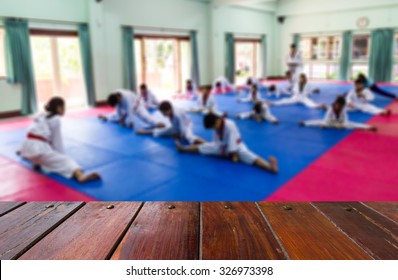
[{"x1": 236, "y1": 111, "x2": 253, "y2": 119}]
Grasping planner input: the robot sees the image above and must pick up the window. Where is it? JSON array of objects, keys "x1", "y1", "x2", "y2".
[
  {"x1": 0, "y1": 28, "x2": 7, "y2": 78},
  {"x1": 394, "y1": 33, "x2": 398, "y2": 82},
  {"x1": 30, "y1": 30, "x2": 87, "y2": 110},
  {"x1": 234, "y1": 39, "x2": 261, "y2": 85},
  {"x1": 300, "y1": 35, "x2": 341, "y2": 80},
  {"x1": 134, "y1": 36, "x2": 191, "y2": 98},
  {"x1": 351, "y1": 34, "x2": 370, "y2": 78}
]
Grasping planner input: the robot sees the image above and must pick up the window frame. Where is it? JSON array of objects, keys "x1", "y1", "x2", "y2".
[
  {"x1": 134, "y1": 34, "x2": 190, "y2": 93},
  {"x1": 350, "y1": 33, "x2": 371, "y2": 79},
  {"x1": 233, "y1": 38, "x2": 262, "y2": 83},
  {"x1": 0, "y1": 27, "x2": 7, "y2": 79}
]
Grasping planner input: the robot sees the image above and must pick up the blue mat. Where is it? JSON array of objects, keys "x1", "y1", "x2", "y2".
[{"x1": 0, "y1": 83, "x2": 395, "y2": 201}]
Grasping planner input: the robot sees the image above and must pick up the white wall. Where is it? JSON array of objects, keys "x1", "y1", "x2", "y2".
[
  {"x1": 0, "y1": 0, "x2": 88, "y2": 113},
  {"x1": 275, "y1": 0, "x2": 398, "y2": 74}
]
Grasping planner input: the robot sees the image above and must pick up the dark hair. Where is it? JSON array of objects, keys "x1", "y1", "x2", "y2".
[
  {"x1": 186, "y1": 79, "x2": 192, "y2": 84},
  {"x1": 357, "y1": 73, "x2": 367, "y2": 83},
  {"x1": 203, "y1": 85, "x2": 212, "y2": 94},
  {"x1": 290, "y1": 44, "x2": 296, "y2": 49},
  {"x1": 159, "y1": 101, "x2": 173, "y2": 112},
  {"x1": 140, "y1": 84, "x2": 147, "y2": 90},
  {"x1": 203, "y1": 113, "x2": 220, "y2": 129},
  {"x1": 334, "y1": 95, "x2": 346, "y2": 107},
  {"x1": 247, "y1": 78, "x2": 253, "y2": 85},
  {"x1": 107, "y1": 93, "x2": 120, "y2": 107},
  {"x1": 253, "y1": 101, "x2": 263, "y2": 114},
  {"x1": 355, "y1": 78, "x2": 364, "y2": 85},
  {"x1": 269, "y1": 85, "x2": 276, "y2": 91},
  {"x1": 285, "y1": 70, "x2": 291, "y2": 76},
  {"x1": 45, "y1": 97, "x2": 65, "y2": 118},
  {"x1": 215, "y1": 81, "x2": 222, "y2": 88}
]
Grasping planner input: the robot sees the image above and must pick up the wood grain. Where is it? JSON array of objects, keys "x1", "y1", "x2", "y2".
[
  {"x1": 257, "y1": 202, "x2": 371, "y2": 260},
  {"x1": 0, "y1": 202, "x2": 25, "y2": 217},
  {"x1": 19, "y1": 202, "x2": 142, "y2": 260},
  {"x1": 313, "y1": 202, "x2": 398, "y2": 260},
  {"x1": 112, "y1": 202, "x2": 199, "y2": 260},
  {"x1": 363, "y1": 202, "x2": 398, "y2": 223},
  {"x1": 0, "y1": 202, "x2": 83, "y2": 260},
  {"x1": 201, "y1": 202, "x2": 285, "y2": 260}
]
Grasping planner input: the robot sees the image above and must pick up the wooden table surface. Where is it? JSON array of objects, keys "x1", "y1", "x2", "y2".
[{"x1": 0, "y1": 202, "x2": 397, "y2": 260}]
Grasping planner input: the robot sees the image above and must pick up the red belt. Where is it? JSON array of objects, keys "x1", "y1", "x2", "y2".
[{"x1": 27, "y1": 133, "x2": 48, "y2": 143}]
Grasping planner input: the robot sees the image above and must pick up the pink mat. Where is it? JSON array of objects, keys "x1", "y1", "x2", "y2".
[
  {"x1": 0, "y1": 156, "x2": 96, "y2": 202},
  {"x1": 267, "y1": 102, "x2": 398, "y2": 201}
]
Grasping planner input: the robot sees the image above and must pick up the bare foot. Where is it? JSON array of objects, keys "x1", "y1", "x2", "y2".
[
  {"x1": 78, "y1": 172, "x2": 101, "y2": 183},
  {"x1": 268, "y1": 156, "x2": 278, "y2": 174},
  {"x1": 369, "y1": 126, "x2": 378, "y2": 132},
  {"x1": 299, "y1": 121, "x2": 305, "y2": 126},
  {"x1": 175, "y1": 141, "x2": 184, "y2": 152},
  {"x1": 136, "y1": 129, "x2": 148, "y2": 135}
]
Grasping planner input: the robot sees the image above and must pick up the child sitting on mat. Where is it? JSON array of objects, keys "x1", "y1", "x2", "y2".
[
  {"x1": 137, "y1": 101, "x2": 205, "y2": 144},
  {"x1": 239, "y1": 84, "x2": 262, "y2": 103},
  {"x1": 18, "y1": 97, "x2": 101, "y2": 183},
  {"x1": 98, "y1": 89, "x2": 165, "y2": 129},
  {"x1": 183, "y1": 79, "x2": 198, "y2": 100},
  {"x1": 191, "y1": 86, "x2": 220, "y2": 115},
  {"x1": 268, "y1": 71, "x2": 295, "y2": 98},
  {"x1": 139, "y1": 83, "x2": 159, "y2": 109},
  {"x1": 267, "y1": 73, "x2": 326, "y2": 109},
  {"x1": 175, "y1": 113, "x2": 278, "y2": 174},
  {"x1": 346, "y1": 79, "x2": 392, "y2": 116},
  {"x1": 357, "y1": 74, "x2": 398, "y2": 100},
  {"x1": 236, "y1": 101, "x2": 279, "y2": 124},
  {"x1": 212, "y1": 76, "x2": 235, "y2": 94},
  {"x1": 300, "y1": 95, "x2": 377, "y2": 131}
]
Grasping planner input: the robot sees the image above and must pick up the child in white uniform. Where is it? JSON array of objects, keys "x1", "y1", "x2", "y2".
[
  {"x1": 18, "y1": 97, "x2": 100, "y2": 183},
  {"x1": 300, "y1": 95, "x2": 377, "y2": 131},
  {"x1": 236, "y1": 101, "x2": 279, "y2": 124},
  {"x1": 139, "y1": 84, "x2": 159, "y2": 109},
  {"x1": 137, "y1": 101, "x2": 205, "y2": 144},
  {"x1": 191, "y1": 86, "x2": 224, "y2": 116},
  {"x1": 98, "y1": 89, "x2": 165, "y2": 128},
  {"x1": 268, "y1": 74, "x2": 325, "y2": 109},
  {"x1": 239, "y1": 84, "x2": 262, "y2": 103},
  {"x1": 286, "y1": 44, "x2": 303, "y2": 84},
  {"x1": 346, "y1": 79, "x2": 391, "y2": 116},
  {"x1": 268, "y1": 71, "x2": 295, "y2": 98},
  {"x1": 212, "y1": 76, "x2": 235, "y2": 94},
  {"x1": 175, "y1": 113, "x2": 278, "y2": 174}
]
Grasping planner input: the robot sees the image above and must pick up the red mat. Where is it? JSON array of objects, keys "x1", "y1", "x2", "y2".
[
  {"x1": 0, "y1": 156, "x2": 96, "y2": 202},
  {"x1": 267, "y1": 101, "x2": 398, "y2": 201}
]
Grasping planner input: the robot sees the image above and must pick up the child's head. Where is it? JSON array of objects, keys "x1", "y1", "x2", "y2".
[
  {"x1": 215, "y1": 81, "x2": 222, "y2": 88},
  {"x1": 290, "y1": 43, "x2": 297, "y2": 52},
  {"x1": 186, "y1": 79, "x2": 192, "y2": 86},
  {"x1": 286, "y1": 70, "x2": 292, "y2": 79},
  {"x1": 203, "y1": 85, "x2": 212, "y2": 96},
  {"x1": 107, "y1": 92, "x2": 122, "y2": 107},
  {"x1": 204, "y1": 113, "x2": 222, "y2": 129},
  {"x1": 269, "y1": 85, "x2": 276, "y2": 92},
  {"x1": 247, "y1": 78, "x2": 253, "y2": 86},
  {"x1": 354, "y1": 79, "x2": 365, "y2": 91},
  {"x1": 299, "y1": 73, "x2": 307, "y2": 84},
  {"x1": 140, "y1": 83, "x2": 147, "y2": 92},
  {"x1": 45, "y1": 97, "x2": 65, "y2": 117},
  {"x1": 332, "y1": 95, "x2": 346, "y2": 113},
  {"x1": 159, "y1": 101, "x2": 173, "y2": 117},
  {"x1": 253, "y1": 101, "x2": 263, "y2": 114},
  {"x1": 357, "y1": 73, "x2": 367, "y2": 83}
]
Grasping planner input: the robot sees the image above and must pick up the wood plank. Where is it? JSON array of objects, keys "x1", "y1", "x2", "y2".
[
  {"x1": 201, "y1": 202, "x2": 285, "y2": 260},
  {"x1": 0, "y1": 202, "x2": 83, "y2": 260},
  {"x1": 112, "y1": 202, "x2": 199, "y2": 260},
  {"x1": 313, "y1": 202, "x2": 398, "y2": 260},
  {"x1": 363, "y1": 202, "x2": 398, "y2": 223},
  {"x1": 19, "y1": 202, "x2": 142, "y2": 260},
  {"x1": 0, "y1": 202, "x2": 25, "y2": 217},
  {"x1": 257, "y1": 202, "x2": 371, "y2": 260}
]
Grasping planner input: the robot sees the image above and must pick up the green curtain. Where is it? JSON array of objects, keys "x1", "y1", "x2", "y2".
[
  {"x1": 122, "y1": 26, "x2": 137, "y2": 91},
  {"x1": 190, "y1": 30, "x2": 200, "y2": 87},
  {"x1": 5, "y1": 19, "x2": 37, "y2": 115},
  {"x1": 78, "y1": 24, "x2": 96, "y2": 106},
  {"x1": 225, "y1": 33, "x2": 235, "y2": 83},
  {"x1": 293, "y1": 34, "x2": 300, "y2": 47},
  {"x1": 339, "y1": 31, "x2": 352, "y2": 81},
  {"x1": 261, "y1": 35, "x2": 267, "y2": 78},
  {"x1": 369, "y1": 29, "x2": 394, "y2": 82}
]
